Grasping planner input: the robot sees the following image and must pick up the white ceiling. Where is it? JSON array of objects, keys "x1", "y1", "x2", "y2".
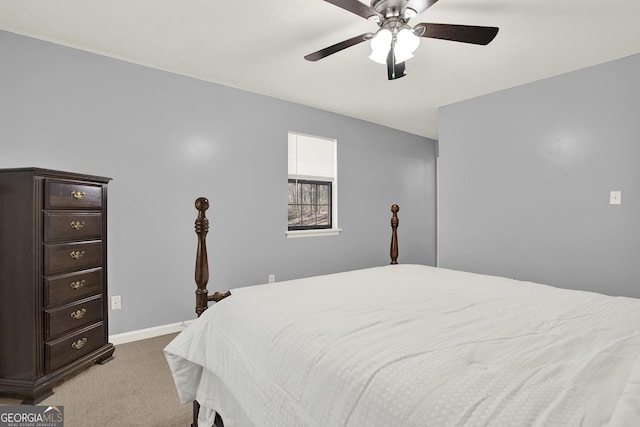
[{"x1": 1, "y1": 0, "x2": 639, "y2": 139}]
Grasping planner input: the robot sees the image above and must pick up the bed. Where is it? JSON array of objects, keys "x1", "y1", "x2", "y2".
[{"x1": 165, "y1": 197, "x2": 640, "y2": 427}]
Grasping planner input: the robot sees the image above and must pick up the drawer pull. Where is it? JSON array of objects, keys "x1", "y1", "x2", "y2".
[
  {"x1": 70, "y1": 220, "x2": 86, "y2": 230},
  {"x1": 71, "y1": 309, "x2": 87, "y2": 320},
  {"x1": 71, "y1": 191, "x2": 86, "y2": 200},
  {"x1": 69, "y1": 250, "x2": 86, "y2": 260},
  {"x1": 71, "y1": 338, "x2": 87, "y2": 350},
  {"x1": 70, "y1": 280, "x2": 86, "y2": 289}
]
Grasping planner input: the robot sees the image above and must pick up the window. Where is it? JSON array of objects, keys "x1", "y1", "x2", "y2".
[
  {"x1": 287, "y1": 132, "x2": 339, "y2": 237},
  {"x1": 288, "y1": 179, "x2": 332, "y2": 229}
]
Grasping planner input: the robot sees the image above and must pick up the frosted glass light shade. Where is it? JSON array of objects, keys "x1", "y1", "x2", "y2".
[
  {"x1": 368, "y1": 29, "x2": 392, "y2": 64},
  {"x1": 395, "y1": 28, "x2": 420, "y2": 63}
]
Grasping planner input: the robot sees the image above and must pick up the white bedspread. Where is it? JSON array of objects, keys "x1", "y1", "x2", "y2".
[{"x1": 164, "y1": 265, "x2": 640, "y2": 426}]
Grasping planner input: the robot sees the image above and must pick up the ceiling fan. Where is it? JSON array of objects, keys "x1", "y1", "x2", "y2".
[{"x1": 304, "y1": 0, "x2": 499, "y2": 80}]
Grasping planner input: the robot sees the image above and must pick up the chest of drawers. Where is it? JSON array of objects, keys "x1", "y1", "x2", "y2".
[{"x1": 0, "y1": 168, "x2": 115, "y2": 403}]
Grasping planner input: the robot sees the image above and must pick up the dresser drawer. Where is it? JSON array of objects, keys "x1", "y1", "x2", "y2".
[
  {"x1": 44, "y1": 268, "x2": 103, "y2": 308},
  {"x1": 45, "y1": 323, "x2": 104, "y2": 373},
  {"x1": 45, "y1": 296, "x2": 103, "y2": 340},
  {"x1": 44, "y1": 241, "x2": 102, "y2": 275},
  {"x1": 45, "y1": 181, "x2": 103, "y2": 209},
  {"x1": 44, "y1": 212, "x2": 103, "y2": 243}
]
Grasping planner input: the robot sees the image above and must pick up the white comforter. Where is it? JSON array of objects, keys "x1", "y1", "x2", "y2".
[{"x1": 164, "y1": 265, "x2": 640, "y2": 426}]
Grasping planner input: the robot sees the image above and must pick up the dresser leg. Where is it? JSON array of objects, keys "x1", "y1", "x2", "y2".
[
  {"x1": 97, "y1": 356, "x2": 114, "y2": 365},
  {"x1": 97, "y1": 344, "x2": 116, "y2": 364},
  {"x1": 20, "y1": 388, "x2": 54, "y2": 406}
]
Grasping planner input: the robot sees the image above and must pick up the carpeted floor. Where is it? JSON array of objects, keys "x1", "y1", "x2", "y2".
[{"x1": 0, "y1": 333, "x2": 192, "y2": 427}]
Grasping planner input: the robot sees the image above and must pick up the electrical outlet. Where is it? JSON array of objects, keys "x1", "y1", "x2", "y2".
[
  {"x1": 268, "y1": 274, "x2": 275, "y2": 284},
  {"x1": 610, "y1": 190, "x2": 622, "y2": 205},
  {"x1": 111, "y1": 295, "x2": 122, "y2": 310}
]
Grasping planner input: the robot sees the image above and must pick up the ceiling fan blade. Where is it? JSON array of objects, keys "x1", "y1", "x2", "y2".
[
  {"x1": 386, "y1": 46, "x2": 407, "y2": 80},
  {"x1": 415, "y1": 23, "x2": 499, "y2": 45},
  {"x1": 323, "y1": 0, "x2": 382, "y2": 20},
  {"x1": 304, "y1": 33, "x2": 370, "y2": 61},
  {"x1": 405, "y1": 0, "x2": 439, "y2": 16}
]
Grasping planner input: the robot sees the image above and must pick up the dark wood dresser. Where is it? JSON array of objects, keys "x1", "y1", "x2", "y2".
[{"x1": 0, "y1": 168, "x2": 115, "y2": 403}]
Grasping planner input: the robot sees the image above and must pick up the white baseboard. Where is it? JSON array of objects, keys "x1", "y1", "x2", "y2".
[{"x1": 109, "y1": 320, "x2": 193, "y2": 345}]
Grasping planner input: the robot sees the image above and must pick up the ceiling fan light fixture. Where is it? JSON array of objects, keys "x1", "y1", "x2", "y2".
[
  {"x1": 368, "y1": 28, "x2": 392, "y2": 64},
  {"x1": 304, "y1": 0, "x2": 499, "y2": 80}
]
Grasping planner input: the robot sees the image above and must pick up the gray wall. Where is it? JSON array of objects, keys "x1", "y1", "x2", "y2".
[
  {"x1": 0, "y1": 31, "x2": 437, "y2": 335},
  {"x1": 439, "y1": 53, "x2": 640, "y2": 298}
]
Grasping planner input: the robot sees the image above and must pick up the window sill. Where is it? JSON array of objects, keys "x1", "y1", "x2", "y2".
[{"x1": 286, "y1": 228, "x2": 342, "y2": 239}]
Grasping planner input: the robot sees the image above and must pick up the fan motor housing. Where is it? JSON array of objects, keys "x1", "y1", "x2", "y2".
[{"x1": 371, "y1": 0, "x2": 407, "y2": 18}]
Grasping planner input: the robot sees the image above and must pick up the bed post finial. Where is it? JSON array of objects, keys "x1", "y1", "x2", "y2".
[
  {"x1": 194, "y1": 197, "x2": 210, "y2": 317},
  {"x1": 390, "y1": 204, "x2": 399, "y2": 264}
]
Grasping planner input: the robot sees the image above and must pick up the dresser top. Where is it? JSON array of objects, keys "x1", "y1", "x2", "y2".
[{"x1": 0, "y1": 167, "x2": 112, "y2": 183}]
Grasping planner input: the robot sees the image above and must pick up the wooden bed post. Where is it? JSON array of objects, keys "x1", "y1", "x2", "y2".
[
  {"x1": 194, "y1": 197, "x2": 231, "y2": 319},
  {"x1": 390, "y1": 204, "x2": 399, "y2": 264},
  {"x1": 192, "y1": 198, "x2": 229, "y2": 427},
  {"x1": 194, "y1": 197, "x2": 210, "y2": 318}
]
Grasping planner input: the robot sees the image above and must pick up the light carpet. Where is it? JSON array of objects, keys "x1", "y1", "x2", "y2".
[{"x1": 0, "y1": 333, "x2": 191, "y2": 427}]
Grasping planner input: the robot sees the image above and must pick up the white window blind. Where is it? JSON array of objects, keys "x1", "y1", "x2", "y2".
[{"x1": 288, "y1": 133, "x2": 335, "y2": 179}]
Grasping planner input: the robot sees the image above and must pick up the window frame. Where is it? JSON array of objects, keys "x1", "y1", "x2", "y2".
[{"x1": 286, "y1": 132, "x2": 341, "y2": 238}]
